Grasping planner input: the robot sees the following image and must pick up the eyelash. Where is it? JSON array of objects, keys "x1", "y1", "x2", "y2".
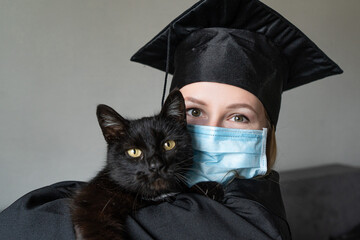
[
  {"x1": 229, "y1": 114, "x2": 249, "y2": 123},
  {"x1": 186, "y1": 108, "x2": 203, "y2": 117},
  {"x1": 186, "y1": 108, "x2": 249, "y2": 123}
]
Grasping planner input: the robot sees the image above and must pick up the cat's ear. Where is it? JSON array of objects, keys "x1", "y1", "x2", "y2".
[
  {"x1": 96, "y1": 104, "x2": 129, "y2": 143},
  {"x1": 160, "y1": 90, "x2": 186, "y2": 122}
]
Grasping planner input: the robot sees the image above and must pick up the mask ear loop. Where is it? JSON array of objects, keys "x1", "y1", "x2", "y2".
[{"x1": 161, "y1": 27, "x2": 172, "y2": 106}]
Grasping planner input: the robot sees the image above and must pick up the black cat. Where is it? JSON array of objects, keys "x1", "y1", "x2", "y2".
[{"x1": 70, "y1": 90, "x2": 194, "y2": 239}]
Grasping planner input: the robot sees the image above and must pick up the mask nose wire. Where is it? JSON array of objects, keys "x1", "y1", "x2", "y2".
[{"x1": 161, "y1": 27, "x2": 172, "y2": 106}]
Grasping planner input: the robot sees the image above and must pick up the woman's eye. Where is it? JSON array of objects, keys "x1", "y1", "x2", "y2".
[
  {"x1": 187, "y1": 108, "x2": 202, "y2": 117},
  {"x1": 127, "y1": 148, "x2": 142, "y2": 158},
  {"x1": 231, "y1": 115, "x2": 249, "y2": 123}
]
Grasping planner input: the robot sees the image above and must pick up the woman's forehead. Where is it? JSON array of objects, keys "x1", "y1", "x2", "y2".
[{"x1": 180, "y1": 82, "x2": 264, "y2": 110}]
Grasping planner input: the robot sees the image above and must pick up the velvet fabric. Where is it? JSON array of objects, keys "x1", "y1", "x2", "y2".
[{"x1": 0, "y1": 171, "x2": 291, "y2": 239}]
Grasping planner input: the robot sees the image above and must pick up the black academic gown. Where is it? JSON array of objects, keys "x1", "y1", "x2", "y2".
[{"x1": 0, "y1": 171, "x2": 291, "y2": 239}]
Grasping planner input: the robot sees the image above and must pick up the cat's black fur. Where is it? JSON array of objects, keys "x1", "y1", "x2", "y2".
[{"x1": 70, "y1": 90, "x2": 194, "y2": 239}]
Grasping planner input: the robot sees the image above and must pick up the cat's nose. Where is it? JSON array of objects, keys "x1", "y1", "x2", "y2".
[{"x1": 149, "y1": 161, "x2": 164, "y2": 172}]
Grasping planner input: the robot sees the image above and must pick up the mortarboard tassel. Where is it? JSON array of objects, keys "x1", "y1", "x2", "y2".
[{"x1": 161, "y1": 27, "x2": 172, "y2": 107}]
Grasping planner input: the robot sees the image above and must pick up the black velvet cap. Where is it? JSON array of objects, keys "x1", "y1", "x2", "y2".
[{"x1": 131, "y1": 0, "x2": 343, "y2": 126}]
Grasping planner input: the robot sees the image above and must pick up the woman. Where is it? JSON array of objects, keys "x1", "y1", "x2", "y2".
[{"x1": 0, "y1": 0, "x2": 342, "y2": 239}]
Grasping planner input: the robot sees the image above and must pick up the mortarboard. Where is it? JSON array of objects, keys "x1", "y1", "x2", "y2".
[{"x1": 130, "y1": 0, "x2": 343, "y2": 126}]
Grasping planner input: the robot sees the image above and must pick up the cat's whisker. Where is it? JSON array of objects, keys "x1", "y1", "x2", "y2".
[
  {"x1": 174, "y1": 176, "x2": 182, "y2": 185},
  {"x1": 174, "y1": 156, "x2": 193, "y2": 163},
  {"x1": 174, "y1": 173, "x2": 187, "y2": 186},
  {"x1": 174, "y1": 173, "x2": 190, "y2": 186},
  {"x1": 133, "y1": 186, "x2": 143, "y2": 212},
  {"x1": 179, "y1": 157, "x2": 194, "y2": 163},
  {"x1": 100, "y1": 195, "x2": 114, "y2": 216},
  {"x1": 174, "y1": 172, "x2": 188, "y2": 180},
  {"x1": 174, "y1": 173, "x2": 184, "y2": 182},
  {"x1": 174, "y1": 162, "x2": 191, "y2": 169},
  {"x1": 176, "y1": 167, "x2": 193, "y2": 171},
  {"x1": 191, "y1": 184, "x2": 208, "y2": 195},
  {"x1": 175, "y1": 173, "x2": 211, "y2": 196}
]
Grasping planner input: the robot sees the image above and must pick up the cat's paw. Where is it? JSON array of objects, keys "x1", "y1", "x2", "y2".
[{"x1": 190, "y1": 181, "x2": 224, "y2": 202}]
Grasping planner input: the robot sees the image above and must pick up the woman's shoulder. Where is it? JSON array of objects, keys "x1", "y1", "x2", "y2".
[
  {"x1": 0, "y1": 181, "x2": 85, "y2": 240},
  {"x1": 225, "y1": 171, "x2": 286, "y2": 219},
  {"x1": 2, "y1": 181, "x2": 86, "y2": 213},
  {"x1": 0, "y1": 175, "x2": 291, "y2": 240},
  {"x1": 128, "y1": 171, "x2": 291, "y2": 240}
]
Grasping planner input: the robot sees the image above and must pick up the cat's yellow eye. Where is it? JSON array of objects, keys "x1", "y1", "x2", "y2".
[
  {"x1": 163, "y1": 140, "x2": 176, "y2": 151},
  {"x1": 127, "y1": 148, "x2": 142, "y2": 158}
]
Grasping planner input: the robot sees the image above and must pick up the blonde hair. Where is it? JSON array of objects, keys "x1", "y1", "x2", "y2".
[
  {"x1": 229, "y1": 116, "x2": 277, "y2": 182},
  {"x1": 265, "y1": 108, "x2": 277, "y2": 172},
  {"x1": 266, "y1": 125, "x2": 277, "y2": 172},
  {"x1": 226, "y1": 110, "x2": 277, "y2": 182}
]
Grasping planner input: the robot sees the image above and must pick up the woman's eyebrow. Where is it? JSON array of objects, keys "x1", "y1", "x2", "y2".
[
  {"x1": 226, "y1": 103, "x2": 258, "y2": 114},
  {"x1": 184, "y1": 97, "x2": 207, "y2": 106}
]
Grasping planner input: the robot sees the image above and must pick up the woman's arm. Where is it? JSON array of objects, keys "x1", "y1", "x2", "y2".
[
  {"x1": 0, "y1": 171, "x2": 291, "y2": 240},
  {"x1": 0, "y1": 181, "x2": 85, "y2": 240},
  {"x1": 127, "y1": 171, "x2": 291, "y2": 240}
]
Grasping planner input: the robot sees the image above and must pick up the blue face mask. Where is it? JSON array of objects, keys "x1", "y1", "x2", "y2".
[{"x1": 186, "y1": 124, "x2": 268, "y2": 187}]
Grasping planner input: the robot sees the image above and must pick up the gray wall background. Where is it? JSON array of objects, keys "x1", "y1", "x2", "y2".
[{"x1": 0, "y1": 0, "x2": 359, "y2": 210}]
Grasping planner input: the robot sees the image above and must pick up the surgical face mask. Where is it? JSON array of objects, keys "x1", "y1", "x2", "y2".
[{"x1": 186, "y1": 124, "x2": 268, "y2": 187}]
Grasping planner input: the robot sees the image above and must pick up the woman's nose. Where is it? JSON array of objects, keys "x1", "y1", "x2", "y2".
[{"x1": 206, "y1": 117, "x2": 223, "y2": 127}]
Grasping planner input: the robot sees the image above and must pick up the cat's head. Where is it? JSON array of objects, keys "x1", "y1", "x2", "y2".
[{"x1": 96, "y1": 90, "x2": 192, "y2": 198}]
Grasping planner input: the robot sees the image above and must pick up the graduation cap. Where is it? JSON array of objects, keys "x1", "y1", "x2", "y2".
[{"x1": 131, "y1": 0, "x2": 343, "y2": 126}]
